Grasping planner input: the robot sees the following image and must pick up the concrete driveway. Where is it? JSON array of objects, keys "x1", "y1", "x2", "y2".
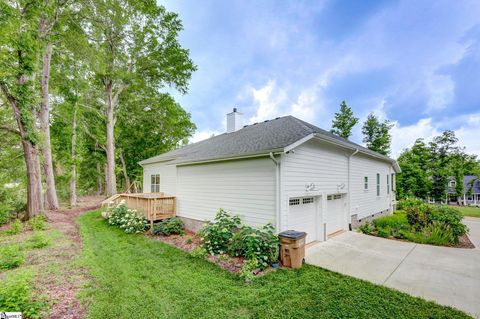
[{"x1": 306, "y1": 217, "x2": 480, "y2": 318}]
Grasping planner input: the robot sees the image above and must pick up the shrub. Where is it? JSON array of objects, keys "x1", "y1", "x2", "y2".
[
  {"x1": 198, "y1": 209, "x2": 241, "y2": 255},
  {"x1": 118, "y1": 211, "x2": 148, "y2": 234},
  {"x1": 0, "y1": 203, "x2": 12, "y2": 225},
  {"x1": 376, "y1": 227, "x2": 391, "y2": 238},
  {"x1": 228, "y1": 223, "x2": 279, "y2": 269},
  {"x1": 430, "y1": 206, "x2": 467, "y2": 242},
  {"x1": 397, "y1": 198, "x2": 424, "y2": 210},
  {"x1": 7, "y1": 219, "x2": 23, "y2": 235},
  {"x1": 373, "y1": 212, "x2": 408, "y2": 230},
  {"x1": 0, "y1": 271, "x2": 46, "y2": 318},
  {"x1": 0, "y1": 245, "x2": 25, "y2": 270},
  {"x1": 107, "y1": 202, "x2": 129, "y2": 226},
  {"x1": 421, "y1": 221, "x2": 455, "y2": 246},
  {"x1": 29, "y1": 215, "x2": 46, "y2": 231},
  {"x1": 29, "y1": 232, "x2": 50, "y2": 249},
  {"x1": 151, "y1": 218, "x2": 184, "y2": 236},
  {"x1": 239, "y1": 257, "x2": 259, "y2": 282},
  {"x1": 190, "y1": 246, "x2": 208, "y2": 259},
  {"x1": 359, "y1": 222, "x2": 374, "y2": 234},
  {"x1": 405, "y1": 204, "x2": 432, "y2": 229}
]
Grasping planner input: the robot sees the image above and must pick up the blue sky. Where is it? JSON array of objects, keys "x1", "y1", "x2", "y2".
[{"x1": 162, "y1": 0, "x2": 480, "y2": 158}]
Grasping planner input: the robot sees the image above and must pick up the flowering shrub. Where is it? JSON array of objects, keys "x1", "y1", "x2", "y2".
[
  {"x1": 151, "y1": 217, "x2": 184, "y2": 236},
  {"x1": 198, "y1": 209, "x2": 241, "y2": 255},
  {"x1": 229, "y1": 223, "x2": 279, "y2": 268},
  {"x1": 106, "y1": 201, "x2": 148, "y2": 234}
]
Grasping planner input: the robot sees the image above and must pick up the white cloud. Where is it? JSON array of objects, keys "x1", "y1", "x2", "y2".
[
  {"x1": 426, "y1": 74, "x2": 454, "y2": 112},
  {"x1": 189, "y1": 129, "x2": 222, "y2": 143},
  {"x1": 249, "y1": 80, "x2": 287, "y2": 123},
  {"x1": 289, "y1": 89, "x2": 318, "y2": 121}
]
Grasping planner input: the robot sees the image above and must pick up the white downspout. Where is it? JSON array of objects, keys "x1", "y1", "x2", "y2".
[
  {"x1": 348, "y1": 149, "x2": 359, "y2": 229},
  {"x1": 270, "y1": 152, "x2": 281, "y2": 232}
]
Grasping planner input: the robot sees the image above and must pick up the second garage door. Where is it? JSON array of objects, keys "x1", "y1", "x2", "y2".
[
  {"x1": 288, "y1": 196, "x2": 317, "y2": 243},
  {"x1": 326, "y1": 194, "x2": 345, "y2": 235}
]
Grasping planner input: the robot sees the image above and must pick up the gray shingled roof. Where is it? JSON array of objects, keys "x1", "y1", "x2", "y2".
[
  {"x1": 448, "y1": 176, "x2": 480, "y2": 194},
  {"x1": 139, "y1": 115, "x2": 397, "y2": 166}
]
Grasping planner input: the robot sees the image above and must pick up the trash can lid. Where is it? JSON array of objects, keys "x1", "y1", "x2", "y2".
[{"x1": 278, "y1": 230, "x2": 307, "y2": 239}]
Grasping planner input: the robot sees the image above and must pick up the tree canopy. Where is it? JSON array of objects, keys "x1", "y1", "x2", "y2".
[
  {"x1": 330, "y1": 100, "x2": 359, "y2": 139},
  {"x1": 361, "y1": 113, "x2": 393, "y2": 156}
]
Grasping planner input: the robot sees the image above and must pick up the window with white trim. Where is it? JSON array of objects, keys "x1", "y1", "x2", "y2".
[
  {"x1": 151, "y1": 174, "x2": 160, "y2": 193},
  {"x1": 364, "y1": 176, "x2": 368, "y2": 190},
  {"x1": 289, "y1": 198, "x2": 300, "y2": 206},
  {"x1": 387, "y1": 174, "x2": 390, "y2": 195},
  {"x1": 449, "y1": 180, "x2": 456, "y2": 188},
  {"x1": 391, "y1": 173, "x2": 395, "y2": 191},
  {"x1": 302, "y1": 197, "x2": 314, "y2": 204},
  {"x1": 376, "y1": 173, "x2": 380, "y2": 196}
]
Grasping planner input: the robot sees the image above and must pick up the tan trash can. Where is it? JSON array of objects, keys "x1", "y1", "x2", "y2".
[{"x1": 278, "y1": 230, "x2": 307, "y2": 269}]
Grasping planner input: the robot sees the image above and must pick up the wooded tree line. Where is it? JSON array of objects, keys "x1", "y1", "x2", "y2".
[
  {"x1": 0, "y1": 0, "x2": 196, "y2": 221},
  {"x1": 330, "y1": 101, "x2": 480, "y2": 201}
]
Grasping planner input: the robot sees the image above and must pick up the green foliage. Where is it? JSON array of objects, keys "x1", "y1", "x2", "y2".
[
  {"x1": 190, "y1": 246, "x2": 208, "y2": 259},
  {"x1": 0, "y1": 245, "x2": 25, "y2": 270},
  {"x1": 28, "y1": 215, "x2": 46, "y2": 231},
  {"x1": 396, "y1": 199, "x2": 424, "y2": 210},
  {"x1": 376, "y1": 227, "x2": 391, "y2": 238},
  {"x1": 429, "y1": 206, "x2": 467, "y2": 242},
  {"x1": 228, "y1": 224, "x2": 279, "y2": 269},
  {"x1": 151, "y1": 217, "x2": 185, "y2": 236},
  {"x1": 239, "y1": 257, "x2": 259, "y2": 282},
  {"x1": 7, "y1": 219, "x2": 23, "y2": 235},
  {"x1": 405, "y1": 204, "x2": 432, "y2": 230},
  {"x1": 0, "y1": 270, "x2": 46, "y2": 318},
  {"x1": 107, "y1": 202, "x2": 147, "y2": 234},
  {"x1": 77, "y1": 210, "x2": 470, "y2": 319},
  {"x1": 359, "y1": 222, "x2": 374, "y2": 235},
  {"x1": 373, "y1": 212, "x2": 408, "y2": 230},
  {"x1": 330, "y1": 100, "x2": 359, "y2": 139},
  {"x1": 28, "y1": 232, "x2": 50, "y2": 249},
  {"x1": 361, "y1": 113, "x2": 393, "y2": 156},
  {"x1": 198, "y1": 209, "x2": 241, "y2": 255}
]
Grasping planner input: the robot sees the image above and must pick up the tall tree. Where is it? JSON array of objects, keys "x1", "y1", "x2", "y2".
[
  {"x1": 81, "y1": 0, "x2": 196, "y2": 196},
  {"x1": 0, "y1": 0, "x2": 45, "y2": 218},
  {"x1": 330, "y1": 100, "x2": 358, "y2": 139},
  {"x1": 361, "y1": 113, "x2": 393, "y2": 156}
]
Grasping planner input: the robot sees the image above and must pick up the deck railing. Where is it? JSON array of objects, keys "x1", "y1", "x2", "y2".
[{"x1": 102, "y1": 192, "x2": 176, "y2": 228}]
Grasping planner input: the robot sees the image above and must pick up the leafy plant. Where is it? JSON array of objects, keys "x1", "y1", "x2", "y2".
[
  {"x1": 397, "y1": 198, "x2": 424, "y2": 210},
  {"x1": 28, "y1": 215, "x2": 46, "y2": 231},
  {"x1": 239, "y1": 257, "x2": 259, "y2": 282},
  {"x1": 7, "y1": 219, "x2": 23, "y2": 235},
  {"x1": 359, "y1": 222, "x2": 374, "y2": 234},
  {"x1": 228, "y1": 223, "x2": 279, "y2": 269},
  {"x1": 198, "y1": 209, "x2": 241, "y2": 255},
  {"x1": 376, "y1": 227, "x2": 391, "y2": 238},
  {"x1": 185, "y1": 237, "x2": 193, "y2": 244},
  {"x1": 107, "y1": 201, "x2": 148, "y2": 234},
  {"x1": 421, "y1": 221, "x2": 455, "y2": 246},
  {"x1": 405, "y1": 204, "x2": 432, "y2": 229},
  {"x1": 151, "y1": 218, "x2": 184, "y2": 236},
  {"x1": 373, "y1": 213, "x2": 408, "y2": 230},
  {"x1": 429, "y1": 206, "x2": 467, "y2": 242},
  {"x1": 107, "y1": 201, "x2": 129, "y2": 226},
  {"x1": 28, "y1": 232, "x2": 50, "y2": 249},
  {"x1": 0, "y1": 245, "x2": 25, "y2": 270},
  {"x1": 0, "y1": 271, "x2": 46, "y2": 318},
  {"x1": 190, "y1": 246, "x2": 208, "y2": 259}
]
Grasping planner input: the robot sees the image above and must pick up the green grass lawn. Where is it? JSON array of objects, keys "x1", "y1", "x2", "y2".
[
  {"x1": 454, "y1": 205, "x2": 480, "y2": 218},
  {"x1": 77, "y1": 211, "x2": 470, "y2": 319}
]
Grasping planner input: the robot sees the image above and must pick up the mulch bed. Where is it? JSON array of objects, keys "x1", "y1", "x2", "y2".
[{"x1": 457, "y1": 234, "x2": 475, "y2": 249}]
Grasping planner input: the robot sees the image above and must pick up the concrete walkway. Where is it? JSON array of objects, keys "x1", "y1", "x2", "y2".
[{"x1": 306, "y1": 217, "x2": 480, "y2": 318}]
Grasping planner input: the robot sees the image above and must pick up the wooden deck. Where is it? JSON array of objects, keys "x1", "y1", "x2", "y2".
[{"x1": 102, "y1": 192, "x2": 176, "y2": 228}]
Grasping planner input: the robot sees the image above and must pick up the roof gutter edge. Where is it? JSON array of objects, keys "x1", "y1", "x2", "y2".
[{"x1": 174, "y1": 149, "x2": 284, "y2": 166}]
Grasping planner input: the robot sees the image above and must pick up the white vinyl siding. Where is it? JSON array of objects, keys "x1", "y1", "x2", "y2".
[
  {"x1": 142, "y1": 160, "x2": 177, "y2": 195},
  {"x1": 350, "y1": 153, "x2": 393, "y2": 219},
  {"x1": 176, "y1": 157, "x2": 276, "y2": 227}
]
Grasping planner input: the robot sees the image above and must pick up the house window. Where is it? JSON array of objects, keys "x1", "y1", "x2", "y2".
[
  {"x1": 391, "y1": 173, "x2": 395, "y2": 191},
  {"x1": 151, "y1": 174, "x2": 160, "y2": 193},
  {"x1": 387, "y1": 175, "x2": 390, "y2": 195},
  {"x1": 327, "y1": 195, "x2": 333, "y2": 200},
  {"x1": 364, "y1": 177, "x2": 368, "y2": 190},
  {"x1": 302, "y1": 197, "x2": 314, "y2": 204},
  {"x1": 467, "y1": 195, "x2": 473, "y2": 201},
  {"x1": 289, "y1": 198, "x2": 300, "y2": 206},
  {"x1": 376, "y1": 173, "x2": 380, "y2": 196},
  {"x1": 333, "y1": 194, "x2": 342, "y2": 200},
  {"x1": 449, "y1": 181, "x2": 456, "y2": 188}
]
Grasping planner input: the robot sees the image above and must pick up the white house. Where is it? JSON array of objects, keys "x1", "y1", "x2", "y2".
[{"x1": 139, "y1": 109, "x2": 401, "y2": 243}]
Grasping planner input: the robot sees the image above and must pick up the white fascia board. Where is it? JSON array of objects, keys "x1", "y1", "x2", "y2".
[{"x1": 284, "y1": 133, "x2": 315, "y2": 153}]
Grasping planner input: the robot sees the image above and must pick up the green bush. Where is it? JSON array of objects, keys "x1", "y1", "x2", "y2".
[
  {"x1": 373, "y1": 212, "x2": 408, "y2": 229},
  {"x1": 151, "y1": 217, "x2": 184, "y2": 236},
  {"x1": 198, "y1": 209, "x2": 241, "y2": 255},
  {"x1": 7, "y1": 219, "x2": 23, "y2": 235},
  {"x1": 359, "y1": 222, "x2": 374, "y2": 234},
  {"x1": 405, "y1": 204, "x2": 432, "y2": 229},
  {"x1": 228, "y1": 223, "x2": 279, "y2": 269},
  {"x1": 0, "y1": 203, "x2": 12, "y2": 225},
  {"x1": 28, "y1": 232, "x2": 50, "y2": 249},
  {"x1": 0, "y1": 245, "x2": 25, "y2": 270},
  {"x1": 190, "y1": 246, "x2": 208, "y2": 259},
  {"x1": 376, "y1": 227, "x2": 391, "y2": 238},
  {"x1": 239, "y1": 257, "x2": 259, "y2": 282},
  {"x1": 421, "y1": 221, "x2": 455, "y2": 246},
  {"x1": 107, "y1": 202, "x2": 148, "y2": 234},
  {"x1": 28, "y1": 215, "x2": 46, "y2": 231},
  {"x1": 397, "y1": 198, "x2": 424, "y2": 210},
  {"x1": 0, "y1": 271, "x2": 46, "y2": 318},
  {"x1": 430, "y1": 206, "x2": 467, "y2": 242}
]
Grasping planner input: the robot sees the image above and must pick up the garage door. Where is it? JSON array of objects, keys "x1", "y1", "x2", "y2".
[
  {"x1": 326, "y1": 194, "x2": 345, "y2": 235},
  {"x1": 288, "y1": 197, "x2": 317, "y2": 243}
]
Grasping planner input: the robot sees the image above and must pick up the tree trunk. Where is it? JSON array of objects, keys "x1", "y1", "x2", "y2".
[
  {"x1": 105, "y1": 81, "x2": 116, "y2": 196},
  {"x1": 96, "y1": 162, "x2": 104, "y2": 195},
  {"x1": 69, "y1": 107, "x2": 77, "y2": 207},
  {"x1": 119, "y1": 150, "x2": 130, "y2": 192},
  {"x1": 39, "y1": 42, "x2": 59, "y2": 210}
]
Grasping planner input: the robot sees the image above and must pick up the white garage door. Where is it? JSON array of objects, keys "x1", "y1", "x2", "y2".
[
  {"x1": 326, "y1": 194, "x2": 345, "y2": 235},
  {"x1": 287, "y1": 197, "x2": 317, "y2": 243}
]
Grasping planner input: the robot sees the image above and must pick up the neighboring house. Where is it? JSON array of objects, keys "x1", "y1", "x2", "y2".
[
  {"x1": 447, "y1": 176, "x2": 480, "y2": 206},
  {"x1": 139, "y1": 109, "x2": 401, "y2": 243}
]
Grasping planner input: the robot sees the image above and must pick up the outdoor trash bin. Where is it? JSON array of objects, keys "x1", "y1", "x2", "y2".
[{"x1": 278, "y1": 230, "x2": 307, "y2": 269}]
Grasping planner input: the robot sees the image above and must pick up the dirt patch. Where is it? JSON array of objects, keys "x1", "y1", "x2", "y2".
[
  {"x1": 457, "y1": 234, "x2": 475, "y2": 249},
  {"x1": 37, "y1": 195, "x2": 104, "y2": 319}
]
